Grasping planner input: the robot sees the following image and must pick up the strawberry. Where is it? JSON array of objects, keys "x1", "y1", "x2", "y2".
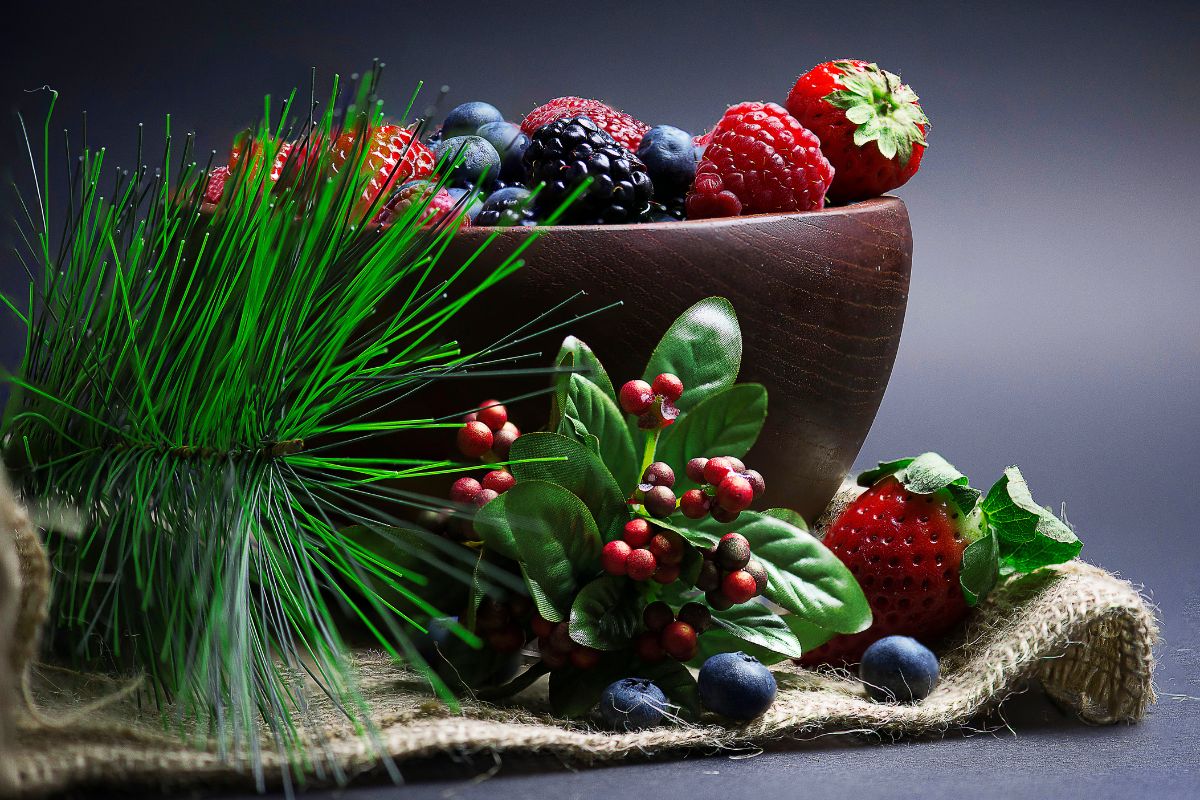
[
  {"x1": 328, "y1": 124, "x2": 436, "y2": 213},
  {"x1": 803, "y1": 454, "x2": 1082, "y2": 665},
  {"x1": 786, "y1": 60, "x2": 929, "y2": 203}
]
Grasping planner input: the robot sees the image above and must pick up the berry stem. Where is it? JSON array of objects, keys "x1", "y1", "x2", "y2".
[{"x1": 639, "y1": 428, "x2": 661, "y2": 483}]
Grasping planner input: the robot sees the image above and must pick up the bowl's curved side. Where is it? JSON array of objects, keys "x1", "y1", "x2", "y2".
[{"x1": 440, "y1": 197, "x2": 912, "y2": 521}]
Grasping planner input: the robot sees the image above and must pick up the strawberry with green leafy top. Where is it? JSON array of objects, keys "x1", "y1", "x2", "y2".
[
  {"x1": 803, "y1": 453, "x2": 1082, "y2": 665},
  {"x1": 786, "y1": 60, "x2": 929, "y2": 203}
]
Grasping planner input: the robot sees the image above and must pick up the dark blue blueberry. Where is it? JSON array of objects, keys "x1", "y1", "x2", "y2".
[
  {"x1": 414, "y1": 616, "x2": 458, "y2": 661},
  {"x1": 859, "y1": 635, "x2": 939, "y2": 703},
  {"x1": 446, "y1": 186, "x2": 484, "y2": 222},
  {"x1": 477, "y1": 121, "x2": 531, "y2": 184},
  {"x1": 599, "y1": 678, "x2": 669, "y2": 730},
  {"x1": 442, "y1": 101, "x2": 504, "y2": 138},
  {"x1": 433, "y1": 135, "x2": 502, "y2": 189},
  {"x1": 475, "y1": 187, "x2": 537, "y2": 227},
  {"x1": 698, "y1": 651, "x2": 777, "y2": 720},
  {"x1": 637, "y1": 125, "x2": 698, "y2": 196}
]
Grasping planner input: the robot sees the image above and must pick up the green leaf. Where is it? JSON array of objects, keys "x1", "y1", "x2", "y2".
[
  {"x1": 703, "y1": 601, "x2": 804, "y2": 660},
  {"x1": 656, "y1": 384, "x2": 767, "y2": 491},
  {"x1": 982, "y1": 467, "x2": 1043, "y2": 546},
  {"x1": 784, "y1": 614, "x2": 837, "y2": 653},
  {"x1": 763, "y1": 507, "x2": 809, "y2": 530},
  {"x1": 502, "y1": 480, "x2": 604, "y2": 621},
  {"x1": 643, "y1": 297, "x2": 741, "y2": 412},
  {"x1": 1001, "y1": 508, "x2": 1082, "y2": 573},
  {"x1": 560, "y1": 373, "x2": 639, "y2": 491},
  {"x1": 553, "y1": 336, "x2": 616, "y2": 420},
  {"x1": 510, "y1": 432, "x2": 629, "y2": 542},
  {"x1": 858, "y1": 452, "x2": 980, "y2": 515},
  {"x1": 569, "y1": 576, "x2": 642, "y2": 651},
  {"x1": 960, "y1": 529, "x2": 1000, "y2": 606},
  {"x1": 471, "y1": 495, "x2": 518, "y2": 560},
  {"x1": 671, "y1": 511, "x2": 871, "y2": 634}
]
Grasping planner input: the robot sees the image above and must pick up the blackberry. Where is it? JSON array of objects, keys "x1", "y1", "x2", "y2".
[{"x1": 523, "y1": 116, "x2": 653, "y2": 224}]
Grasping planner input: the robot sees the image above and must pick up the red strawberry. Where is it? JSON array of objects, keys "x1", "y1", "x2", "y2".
[
  {"x1": 229, "y1": 139, "x2": 294, "y2": 181},
  {"x1": 203, "y1": 166, "x2": 230, "y2": 205},
  {"x1": 329, "y1": 124, "x2": 436, "y2": 212},
  {"x1": 786, "y1": 60, "x2": 929, "y2": 203},
  {"x1": 374, "y1": 181, "x2": 469, "y2": 229},
  {"x1": 521, "y1": 96, "x2": 649, "y2": 152},
  {"x1": 686, "y1": 101, "x2": 834, "y2": 219},
  {"x1": 803, "y1": 470, "x2": 981, "y2": 665}
]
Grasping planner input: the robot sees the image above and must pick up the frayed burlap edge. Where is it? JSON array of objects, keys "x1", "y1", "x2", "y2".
[{"x1": 0, "y1": 473, "x2": 1159, "y2": 797}]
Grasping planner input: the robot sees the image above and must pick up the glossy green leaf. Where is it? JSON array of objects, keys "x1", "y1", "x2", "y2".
[
  {"x1": 471, "y1": 495, "x2": 518, "y2": 561},
  {"x1": 643, "y1": 297, "x2": 741, "y2": 412},
  {"x1": 703, "y1": 601, "x2": 804, "y2": 660},
  {"x1": 656, "y1": 384, "x2": 767, "y2": 491},
  {"x1": 510, "y1": 432, "x2": 629, "y2": 543},
  {"x1": 553, "y1": 336, "x2": 616, "y2": 414},
  {"x1": 569, "y1": 576, "x2": 642, "y2": 651},
  {"x1": 960, "y1": 529, "x2": 1000, "y2": 606},
  {"x1": 982, "y1": 467, "x2": 1044, "y2": 546},
  {"x1": 560, "y1": 373, "x2": 639, "y2": 491}
]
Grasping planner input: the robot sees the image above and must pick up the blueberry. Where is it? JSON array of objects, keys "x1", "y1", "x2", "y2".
[
  {"x1": 477, "y1": 121, "x2": 531, "y2": 185},
  {"x1": 859, "y1": 636, "x2": 939, "y2": 703},
  {"x1": 446, "y1": 186, "x2": 484, "y2": 222},
  {"x1": 698, "y1": 651, "x2": 776, "y2": 720},
  {"x1": 637, "y1": 125, "x2": 698, "y2": 195},
  {"x1": 433, "y1": 135, "x2": 502, "y2": 189},
  {"x1": 599, "y1": 677, "x2": 669, "y2": 730},
  {"x1": 475, "y1": 187, "x2": 536, "y2": 227},
  {"x1": 442, "y1": 101, "x2": 504, "y2": 139}
]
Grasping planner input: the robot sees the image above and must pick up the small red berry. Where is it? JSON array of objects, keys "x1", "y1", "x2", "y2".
[
  {"x1": 661, "y1": 620, "x2": 698, "y2": 661},
  {"x1": 462, "y1": 411, "x2": 478, "y2": 423},
  {"x1": 649, "y1": 530, "x2": 684, "y2": 565},
  {"x1": 744, "y1": 469, "x2": 766, "y2": 497},
  {"x1": 601, "y1": 540, "x2": 633, "y2": 576},
  {"x1": 457, "y1": 421, "x2": 494, "y2": 458},
  {"x1": 531, "y1": 614, "x2": 555, "y2": 639},
  {"x1": 547, "y1": 622, "x2": 573, "y2": 653},
  {"x1": 710, "y1": 505, "x2": 740, "y2": 523},
  {"x1": 476, "y1": 399, "x2": 508, "y2": 432},
  {"x1": 634, "y1": 630, "x2": 667, "y2": 663},
  {"x1": 488, "y1": 622, "x2": 525, "y2": 653},
  {"x1": 474, "y1": 488, "x2": 499, "y2": 507},
  {"x1": 450, "y1": 477, "x2": 482, "y2": 504},
  {"x1": 481, "y1": 470, "x2": 515, "y2": 494},
  {"x1": 651, "y1": 373, "x2": 684, "y2": 402},
  {"x1": 722, "y1": 570, "x2": 758, "y2": 604},
  {"x1": 637, "y1": 399, "x2": 679, "y2": 430},
  {"x1": 642, "y1": 600, "x2": 674, "y2": 632},
  {"x1": 685, "y1": 457, "x2": 709, "y2": 484},
  {"x1": 626, "y1": 548, "x2": 658, "y2": 581},
  {"x1": 696, "y1": 560, "x2": 721, "y2": 592},
  {"x1": 716, "y1": 533, "x2": 752, "y2": 571},
  {"x1": 653, "y1": 562, "x2": 681, "y2": 584},
  {"x1": 570, "y1": 645, "x2": 601, "y2": 670},
  {"x1": 726, "y1": 457, "x2": 747, "y2": 473},
  {"x1": 623, "y1": 518, "x2": 652, "y2": 548},
  {"x1": 745, "y1": 560, "x2": 769, "y2": 595},
  {"x1": 680, "y1": 489, "x2": 711, "y2": 519},
  {"x1": 702, "y1": 456, "x2": 737, "y2": 486},
  {"x1": 716, "y1": 474, "x2": 755, "y2": 513},
  {"x1": 677, "y1": 602, "x2": 712, "y2": 633},
  {"x1": 641, "y1": 461, "x2": 675, "y2": 488},
  {"x1": 491, "y1": 422, "x2": 520, "y2": 460},
  {"x1": 619, "y1": 380, "x2": 655, "y2": 414},
  {"x1": 706, "y1": 588, "x2": 735, "y2": 611},
  {"x1": 643, "y1": 485, "x2": 677, "y2": 518}
]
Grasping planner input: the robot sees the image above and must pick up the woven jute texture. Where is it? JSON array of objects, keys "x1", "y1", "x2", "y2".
[{"x1": 0, "y1": 473, "x2": 1159, "y2": 797}]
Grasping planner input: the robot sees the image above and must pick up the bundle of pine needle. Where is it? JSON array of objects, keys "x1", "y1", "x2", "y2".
[{"x1": 0, "y1": 67, "x2": 584, "y2": 789}]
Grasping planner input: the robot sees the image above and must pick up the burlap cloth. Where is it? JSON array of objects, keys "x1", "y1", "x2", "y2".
[{"x1": 0, "y1": 470, "x2": 1158, "y2": 796}]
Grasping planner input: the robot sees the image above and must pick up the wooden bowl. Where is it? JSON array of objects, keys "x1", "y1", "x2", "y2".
[{"x1": 437, "y1": 196, "x2": 912, "y2": 522}]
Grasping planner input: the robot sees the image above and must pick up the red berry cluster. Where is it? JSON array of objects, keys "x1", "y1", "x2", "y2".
[
  {"x1": 450, "y1": 469, "x2": 515, "y2": 509},
  {"x1": 531, "y1": 613, "x2": 602, "y2": 670},
  {"x1": 457, "y1": 399, "x2": 521, "y2": 460},
  {"x1": 601, "y1": 519, "x2": 686, "y2": 584},
  {"x1": 618, "y1": 373, "x2": 683, "y2": 430},
  {"x1": 679, "y1": 456, "x2": 766, "y2": 523},
  {"x1": 634, "y1": 601, "x2": 712, "y2": 662},
  {"x1": 473, "y1": 595, "x2": 533, "y2": 653},
  {"x1": 696, "y1": 533, "x2": 769, "y2": 610},
  {"x1": 635, "y1": 461, "x2": 679, "y2": 518}
]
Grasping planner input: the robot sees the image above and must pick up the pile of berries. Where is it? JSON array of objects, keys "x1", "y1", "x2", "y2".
[
  {"x1": 634, "y1": 601, "x2": 712, "y2": 663},
  {"x1": 679, "y1": 456, "x2": 766, "y2": 523},
  {"x1": 472, "y1": 595, "x2": 532, "y2": 654},
  {"x1": 696, "y1": 533, "x2": 768, "y2": 610},
  {"x1": 445, "y1": 398, "x2": 522, "y2": 514},
  {"x1": 619, "y1": 373, "x2": 683, "y2": 431},
  {"x1": 531, "y1": 614, "x2": 602, "y2": 670},
  {"x1": 202, "y1": 60, "x2": 927, "y2": 226},
  {"x1": 601, "y1": 519, "x2": 686, "y2": 583}
]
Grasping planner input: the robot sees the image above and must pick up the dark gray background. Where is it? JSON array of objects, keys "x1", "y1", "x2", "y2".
[{"x1": 2, "y1": 1, "x2": 1197, "y2": 797}]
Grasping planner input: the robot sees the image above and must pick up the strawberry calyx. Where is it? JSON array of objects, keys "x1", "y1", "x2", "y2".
[
  {"x1": 858, "y1": 454, "x2": 1083, "y2": 607},
  {"x1": 823, "y1": 60, "x2": 929, "y2": 166}
]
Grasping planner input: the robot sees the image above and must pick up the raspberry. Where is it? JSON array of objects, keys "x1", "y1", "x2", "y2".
[
  {"x1": 626, "y1": 548, "x2": 658, "y2": 581},
  {"x1": 623, "y1": 518, "x2": 653, "y2": 548},
  {"x1": 716, "y1": 473, "x2": 755, "y2": 513},
  {"x1": 450, "y1": 477, "x2": 482, "y2": 505},
  {"x1": 686, "y1": 102, "x2": 833, "y2": 219},
  {"x1": 661, "y1": 621, "x2": 698, "y2": 661},
  {"x1": 619, "y1": 380, "x2": 655, "y2": 414},
  {"x1": 651, "y1": 373, "x2": 684, "y2": 402},
  {"x1": 642, "y1": 601, "x2": 674, "y2": 633},
  {"x1": 680, "y1": 489, "x2": 711, "y2": 519},
  {"x1": 521, "y1": 96, "x2": 649, "y2": 152},
  {"x1": 203, "y1": 166, "x2": 231, "y2": 204},
  {"x1": 722, "y1": 570, "x2": 758, "y2": 604},
  {"x1": 481, "y1": 470, "x2": 515, "y2": 494},
  {"x1": 476, "y1": 400, "x2": 508, "y2": 431},
  {"x1": 601, "y1": 539, "x2": 633, "y2": 576},
  {"x1": 457, "y1": 421, "x2": 493, "y2": 458}
]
